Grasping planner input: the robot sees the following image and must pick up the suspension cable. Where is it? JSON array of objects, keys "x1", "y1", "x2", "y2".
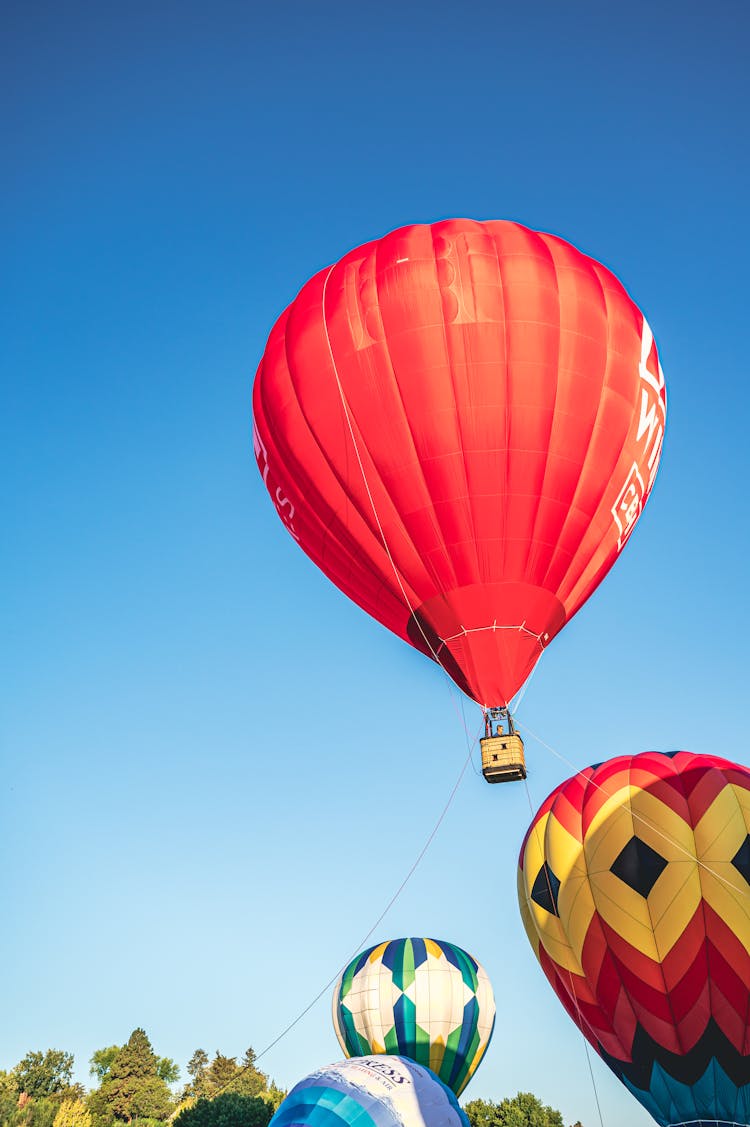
[{"x1": 209, "y1": 725, "x2": 482, "y2": 1098}]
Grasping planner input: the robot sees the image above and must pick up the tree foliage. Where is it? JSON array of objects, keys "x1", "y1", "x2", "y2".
[
  {"x1": 1, "y1": 1037, "x2": 579, "y2": 1127},
  {"x1": 90, "y1": 1047, "x2": 177, "y2": 1093},
  {"x1": 93, "y1": 1030, "x2": 172, "y2": 1124},
  {"x1": 181, "y1": 1052, "x2": 268, "y2": 1102},
  {"x1": 13, "y1": 1054, "x2": 74, "y2": 1100},
  {"x1": 173, "y1": 1094, "x2": 272, "y2": 1127},
  {"x1": 89, "y1": 1052, "x2": 119, "y2": 1087},
  {"x1": 5, "y1": 1097, "x2": 58, "y2": 1127},
  {"x1": 52, "y1": 1101, "x2": 93, "y2": 1127},
  {"x1": 464, "y1": 1093, "x2": 566, "y2": 1127}
]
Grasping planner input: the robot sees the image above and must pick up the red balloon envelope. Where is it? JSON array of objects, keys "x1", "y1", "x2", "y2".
[{"x1": 252, "y1": 220, "x2": 666, "y2": 707}]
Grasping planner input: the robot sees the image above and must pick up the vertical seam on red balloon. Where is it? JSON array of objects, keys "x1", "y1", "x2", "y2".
[
  {"x1": 553, "y1": 261, "x2": 638, "y2": 613},
  {"x1": 320, "y1": 260, "x2": 449, "y2": 674},
  {"x1": 532, "y1": 242, "x2": 604, "y2": 599},
  {"x1": 540, "y1": 251, "x2": 613, "y2": 605},
  {"x1": 485, "y1": 221, "x2": 510, "y2": 576},
  {"x1": 274, "y1": 288, "x2": 411, "y2": 617},
  {"x1": 300, "y1": 263, "x2": 432, "y2": 613},
  {"x1": 428, "y1": 221, "x2": 482, "y2": 585},
  {"x1": 522, "y1": 228, "x2": 563, "y2": 584},
  {"x1": 372, "y1": 226, "x2": 461, "y2": 593}
]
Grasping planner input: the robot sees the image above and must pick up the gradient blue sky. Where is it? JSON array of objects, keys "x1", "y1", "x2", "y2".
[{"x1": 3, "y1": 3, "x2": 748, "y2": 1126}]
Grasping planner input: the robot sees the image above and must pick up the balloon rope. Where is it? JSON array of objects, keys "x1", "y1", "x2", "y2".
[
  {"x1": 517, "y1": 721, "x2": 750, "y2": 904},
  {"x1": 522, "y1": 778, "x2": 607, "y2": 1127},
  {"x1": 209, "y1": 726, "x2": 481, "y2": 1097}
]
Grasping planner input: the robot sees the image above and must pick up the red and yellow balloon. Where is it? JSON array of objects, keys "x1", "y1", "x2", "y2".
[
  {"x1": 253, "y1": 220, "x2": 666, "y2": 708},
  {"x1": 518, "y1": 751, "x2": 750, "y2": 1127}
]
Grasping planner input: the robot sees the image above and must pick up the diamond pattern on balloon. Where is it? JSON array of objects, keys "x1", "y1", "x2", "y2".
[
  {"x1": 611, "y1": 836, "x2": 667, "y2": 897},
  {"x1": 531, "y1": 861, "x2": 561, "y2": 916},
  {"x1": 731, "y1": 834, "x2": 750, "y2": 886}
]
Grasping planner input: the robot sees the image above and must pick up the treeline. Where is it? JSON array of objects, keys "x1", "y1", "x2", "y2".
[
  {"x1": 464, "y1": 1096, "x2": 582, "y2": 1127},
  {"x1": 0, "y1": 1032, "x2": 583, "y2": 1127},
  {"x1": 0, "y1": 1030, "x2": 285, "y2": 1127}
]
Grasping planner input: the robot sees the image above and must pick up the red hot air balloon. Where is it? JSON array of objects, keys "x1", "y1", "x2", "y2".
[{"x1": 253, "y1": 220, "x2": 666, "y2": 711}]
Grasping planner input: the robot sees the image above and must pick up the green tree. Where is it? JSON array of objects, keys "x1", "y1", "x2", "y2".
[
  {"x1": 185, "y1": 1054, "x2": 209, "y2": 1101},
  {"x1": 13, "y1": 1053, "x2": 74, "y2": 1100},
  {"x1": 179, "y1": 1049, "x2": 280, "y2": 1110},
  {"x1": 225, "y1": 1052, "x2": 265, "y2": 1099},
  {"x1": 173, "y1": 1093, "x2": 272, "y2": 1127},
  {"x1": 464, "y1": 1098, "x2": 498, "y2": 1127},
  {"x1": 98, "y1": 1029, "x2": 172, "y2": 1124},
  {"x1": 0, "y1": 1071, "x2": 19, "y2": 1124},
  {"x1": 84, "y1": 1083, "x2": 110, "y2": 1127},
  {"x1": 258, "y1": 1084, "x2": 284, "y2": 1114},
  {"x1": 90, "y1": 1050, "x2": 120, "y2": 1086},
  {"x1": 53, "y1": 1100, "x2": 93, "y2": 1127},
  {"x1": 464, "y1": 1094, "x2": 565, "y2": 1127},
  {"x1": 204, "y1": 1057, "x2": 236, "y2": 1095},
  {"x1": 7, "y1": 1096, "x2": 59, "y2": 1127},
  {"x1": 90, "y1": 1046, "x2": 178, "y2": 1094},
  {"x1": 155, "y1": 1061, "x2": 178, "y2": 1088}
]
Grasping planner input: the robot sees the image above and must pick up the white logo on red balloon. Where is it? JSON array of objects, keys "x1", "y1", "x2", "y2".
[
  {"x1": 612, "y1": 319, "x2": 666, "y2": 551},
  {"x1": 253, "y1": 422, "x2": 301, "y2": 542}
]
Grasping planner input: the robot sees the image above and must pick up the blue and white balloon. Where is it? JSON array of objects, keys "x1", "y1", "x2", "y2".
[{"x1": 270, "y1": 1056, "x2": 469, "y2": 1127}]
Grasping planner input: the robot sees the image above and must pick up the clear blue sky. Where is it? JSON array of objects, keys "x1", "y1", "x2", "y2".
[{"x1": 3, "y1": 3, "x2": 748, "y2": 1126}]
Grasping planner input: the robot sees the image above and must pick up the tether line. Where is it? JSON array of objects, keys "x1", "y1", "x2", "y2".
[{"x1": 210, "y1": 725, "x2": 481, "y2": 1096}]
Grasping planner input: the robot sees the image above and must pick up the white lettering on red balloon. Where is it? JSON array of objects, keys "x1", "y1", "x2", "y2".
[
  {"x1": 253, "y1": 421, "x2": 301, "y2": 541},
  {"x1": 611, "y1": 318, "x2": 667, "y2": 551}
]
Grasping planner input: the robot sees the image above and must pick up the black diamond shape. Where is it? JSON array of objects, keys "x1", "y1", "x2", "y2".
[
  {"x1": 732, "y1": 835, "x2": 750, "y2": 885},
  {"x1": 531, "y1": 862, "x2": 561, "y2": 916},
  {"x1": 611, "y1": 836, "x2": 668, "y2": 897}
]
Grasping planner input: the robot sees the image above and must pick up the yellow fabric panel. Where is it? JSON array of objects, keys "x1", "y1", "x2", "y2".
[
  {"x1": 517, "y1": 868, "x2": 541, "y2": 959},
  {"x1": 700, "y1": 864, "x2": 750, "y2": 956},
  {"x1": 424, "y1": 938, "x2": 443, "y2": 960},
  {"x1": 649, "y1": 861, "x2": 701, "y2": 955},
  {"x1": 587, "y1": 870, "x2": 660, "y2": 959},
  {"x1": 520, "y1": 812, "x2": 585, "y2": 975},
  {"x1": 527, "y1": 903, "x2": 582, "y2": 975},
  {"x1": 368, "y1": 941, "x2": 389, "y2": 964},
  {"x1": 547, "y1": 809, "x2": 589, "y2": 887},
  {"x1": 582, "y1": 784, "x2": 634, "y2": 872},
  {"x1": 561, "y1": 872, "x2": 597, "y2": 967},
  {"x1": 544, "y1": 812, "x2": 594, "y2": 966},
  {"x1": 521, "y1": 812, "x2": 551, "y2": 895},
  {"x1": 695, "y1": 783, "x2": 749, "y2": 862},
  {"x1": 585, "y1": 786, "x2": 693, "y2": 877},
  {"x1": 429, "y1": 1036, "x2": 446, "y2": 1077},
  {"x1": 627, "y1": 786, "x2": 697, "y2": 859},
  {"x1": 580, "y1": 784, "x2": 704, "y2": 959},
  {"x1": 687, "y1": 784, "x2": 750, "y2": 955}
]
